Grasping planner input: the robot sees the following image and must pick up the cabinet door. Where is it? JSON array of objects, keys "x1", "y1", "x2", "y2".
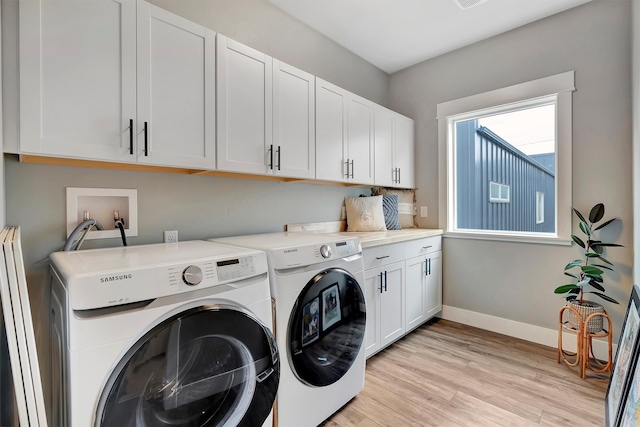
[
  {"x1": 20, "y1": 0, "x2": 136, "y2": 161},
  {"x1": 379, "y1": 261, "x2": 405, "y2": 348},
  {"x1": 374, "y1": 105, "x2": 395, "y2": 187},
  {"x1": 137, "y1": 2, "x2": 215, "y2": 169},
  {"x1": 315, "y1": 78, "x2": 347, "y2": 182},
  {"x1": 217, "y1": 35, "x2": 272, "y2": 174},
  {"x1": 272, "y1": 60, "x2": 315, "y2": 179},
  {"x1": 347, "y1": 94, "x2": 374, "y2": 185},
  {"x1": 364, "y1": 268, "x2": 382, "y2": 358},
  {"x1": 393, "y1": 113, "x2": 415, "y2": 188},
  {"x1": 405, "y1": 255, "x2": 428, "y2": 332},
  {"x1": 425, "y1": 251, "x2": 442, "y2": 319}
]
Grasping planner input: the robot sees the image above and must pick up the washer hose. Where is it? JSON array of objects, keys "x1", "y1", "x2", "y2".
[
  {"x1": 115, "y1": 219, "x2": 128, "y2": 246},
  {"x1": 63, "y1": 219, "x2": 104, "y2": 251}
]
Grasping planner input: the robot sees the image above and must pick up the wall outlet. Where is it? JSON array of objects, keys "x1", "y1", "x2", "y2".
[
  {"x1": 164, "y1": 230, "x2": 178, "y2": 243},
  {"x1": 420, "y1": 206, "x2": 428, "y2": 218}
]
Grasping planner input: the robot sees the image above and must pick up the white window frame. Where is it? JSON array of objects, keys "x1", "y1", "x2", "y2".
[
  {"x1": 536, "y1": 191, "x2": 545, "y2": 224},
  {"x1": 489, "y1": 182, "x2": 510, "y2": 203},
  {"x1": 437, "y1": 71, "x2": 574, "y2": 245}
]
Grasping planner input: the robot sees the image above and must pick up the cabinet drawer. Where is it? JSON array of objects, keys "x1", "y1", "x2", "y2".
[
  {"x1": 404, "y1": 236, "x2": 442, "y2": 258},
  {"x1": 363, "y1": 243, "x2": 405, "y2": 270}
]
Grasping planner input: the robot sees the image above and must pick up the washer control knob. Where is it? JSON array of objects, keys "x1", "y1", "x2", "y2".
[
  {"x1": 182, "y1": 265, "x2": 203, "y2": 286},
  {"x1": 320, "y1": 245, "x2": 332, "y2": 259}
]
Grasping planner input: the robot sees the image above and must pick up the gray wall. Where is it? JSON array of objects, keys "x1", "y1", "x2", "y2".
[
  {"x1": 1, "y1": 0, "x2": 386, "y2": 421},
  {"x1": 390, "y1": 1, "x2": 633, "y2": 338}
]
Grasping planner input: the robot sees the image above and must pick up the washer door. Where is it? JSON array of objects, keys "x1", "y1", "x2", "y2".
[
  {"x1": 288, "y1": 268, "x2": 366, "y2": 387},
  {"x1": 96, "y1": 305, "x2": 279, "y2": 427}
]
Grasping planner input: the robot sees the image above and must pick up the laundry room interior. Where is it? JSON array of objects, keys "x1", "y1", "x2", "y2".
[{"x1": 1, "y1": 0, "x2": 639, "y2": 425}]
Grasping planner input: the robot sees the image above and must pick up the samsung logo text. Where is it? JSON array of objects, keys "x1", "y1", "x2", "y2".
[{"x1": 100, "y1": 274, "x2": 133, "y2": 283}]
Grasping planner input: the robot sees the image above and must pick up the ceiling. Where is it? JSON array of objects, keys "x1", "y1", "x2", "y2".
[{"x1": 269, "y1": 0, "x2": 593, "y2": 74}]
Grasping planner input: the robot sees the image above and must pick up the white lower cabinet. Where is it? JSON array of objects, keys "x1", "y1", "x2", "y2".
[
  {"x1": 405, "y1": 251, "x2": 442, "y2": 332},
  {"x1": 364, "y1": 235, "x2": 442, "y2": 358},
  {"x1": 364, "y1": 261, "x2": 405, "y2": 358}
]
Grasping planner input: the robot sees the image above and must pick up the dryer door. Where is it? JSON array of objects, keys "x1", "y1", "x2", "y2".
[
  {"x1": 95, "y1": 304, "x2": 279, "y2": 427},
  {"x1": 288, "y1": 268, "x2": 366, "y2": 387}
]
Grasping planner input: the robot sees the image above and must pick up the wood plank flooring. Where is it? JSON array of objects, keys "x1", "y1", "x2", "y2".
[{"x1": 322, "y1": 319, "x2": 610, "y2": 427}]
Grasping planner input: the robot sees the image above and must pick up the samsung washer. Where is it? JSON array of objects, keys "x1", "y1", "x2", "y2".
[
  {"x1": 211, "y1": 233, "x2": 366, "y2": 427},
  {"x1": 49, "y1": 240, "x2": 279, "y2": 427}
]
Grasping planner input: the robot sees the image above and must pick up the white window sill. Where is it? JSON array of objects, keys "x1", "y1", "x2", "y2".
[{"x1": 443, "y1": 230, "x2": 572, "y2": 246}]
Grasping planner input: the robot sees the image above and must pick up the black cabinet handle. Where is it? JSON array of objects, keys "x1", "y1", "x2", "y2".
[
  {"x1": 425, "y1": 259, "x2": 428, "y2": 277},
  {"x1": 378, "y1": 272, "x2": 383, "y2": 294},
  {"x1": 269, "y1": 144, "x2": 273, "y2": 169},
  {"x1": 129, "y1": 119, "x2": 133, "y2": 155},
  {"x1": 350, "y1": 160, "x2": 354, "y2": 178},
  {"x1": 345, "y1": 159, "x2": 350, "y2": 178},
  {"x1": 422, "y1": 245, "x2": 433, "y2": 250},
  {"x1": 384, "y1": 271, "x2": 388, "y2": 292},
  {"x1": 276, "y1": 146, "x2": 281, "y2": 170},
  {"x1": 398, "y1": 167, "x2": 401, "y2": 184},
  {"x1": 376, "y1": 255, "x2": 390, "y2": 260},
  {"x1": 143, "y1": 122, "x2": 148, "y2": 156},
  {"x1": 428, "y1": 258, "x2": 431, "y2": 275}
]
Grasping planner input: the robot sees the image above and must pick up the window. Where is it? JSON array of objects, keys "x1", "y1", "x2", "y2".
[
  {"x1": 437, "y1": 71, "x2": 575, "y2": 245},
  {"x1": 489, "y1": 182, "x2": 510, "y2": 203},
  {"x1": 536, "y1": 192, "x2": 544, "y2": 224}
]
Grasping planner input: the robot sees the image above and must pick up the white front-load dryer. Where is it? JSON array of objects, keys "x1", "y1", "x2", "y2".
[
  {"x1": 49, "y1": 240, "x2": 279, "y2": 427},
  {"x1": 211, "y1": 233, "x2": 366, "y2": 427}
]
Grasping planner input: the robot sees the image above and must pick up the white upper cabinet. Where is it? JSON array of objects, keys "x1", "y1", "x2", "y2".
[
  {"x1": 272, "y1": 60, "x2": 315, "y2": 179},
  {"x1": 316, "y1": 79, "x2": 348, "y2": 182},
  {"x1": 393, "y1": 113, "x2": 415, "y2": 188},
  {"x1": 347, "y1": 94, "x2": 375, "y2": 184},
  {"x1": 216, "y1": 35, "x2": 273, "y2": 174},
  {"x1": 19, "y1": 0, "x2": 215, "y2": 169},
  {"x1": 217, "y1": 37, "x2": 315, "y2": 178},
  {"x1": 20, "y1": 0, "x2": 137, "y2": 162},
  {"x1": 374, "y1": 105, "x2": 394, "y2": 187},
  {"x1": 137, "y1": 2, "x2": 216, "y2": 168},
  {"x1": 315, "y1": 78, "x2": 373, "y2": 185},
  {"x1": 374, "y1": 105, "x2": 415, "y2": 188}
]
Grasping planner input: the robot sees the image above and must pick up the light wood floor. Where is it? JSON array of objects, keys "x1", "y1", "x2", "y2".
[{"x1": 323, "y1": 319, "x2": 609, "y2": 427}]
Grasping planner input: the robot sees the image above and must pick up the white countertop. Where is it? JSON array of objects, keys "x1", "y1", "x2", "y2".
[
  {"x1": 286, "y1": 221, "x2": 443, "y2": 248},
  {"x1": 328, "y1": 228, "x2": 443, "y2": 248}
]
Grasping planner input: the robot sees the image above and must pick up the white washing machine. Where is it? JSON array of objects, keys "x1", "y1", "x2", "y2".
[
  {"x1": 211, "y1": 233, "x2": 366, "y2": 427},
  {"x1": 49, "y1": 240, "x2": 279, "y2": 427}
]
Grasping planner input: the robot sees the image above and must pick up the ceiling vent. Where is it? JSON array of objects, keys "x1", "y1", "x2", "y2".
[{"x1": 454, "y1": 0, "x2": 488, "y2": 10}]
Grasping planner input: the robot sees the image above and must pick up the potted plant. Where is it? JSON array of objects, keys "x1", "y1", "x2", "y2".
[{"x1": 554, "y1": 203, "x2": 622, "y2": 333}]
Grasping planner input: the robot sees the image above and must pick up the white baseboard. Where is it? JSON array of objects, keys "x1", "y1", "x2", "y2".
[{"x1": 441, "y1": 305, "x2": 617, "y2": 361}]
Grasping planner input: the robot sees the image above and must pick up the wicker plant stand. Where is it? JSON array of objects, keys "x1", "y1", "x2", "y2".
[{"x1": 558, "y1": 304, "x2": 613, "y2": 378}]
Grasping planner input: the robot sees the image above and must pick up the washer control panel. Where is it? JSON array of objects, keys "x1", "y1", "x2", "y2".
[
  {"x1": 216, "y1": 256, "x2": 256, "y2": 281},
  {"x1": 57, "y1": 241, "x2": 269, "y2": 311}
]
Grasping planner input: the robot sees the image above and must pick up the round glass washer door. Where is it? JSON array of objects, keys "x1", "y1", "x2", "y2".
[
  {"x1": 96, "y1": 304, "x2": 279, "y2": 427},
  {"x1": 288, "y1": 268, "x2": 366, "y2": 387}
]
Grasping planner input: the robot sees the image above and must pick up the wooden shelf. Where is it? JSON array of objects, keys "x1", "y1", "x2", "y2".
[{"x1": 18, "y1": 154, "x2": 372, "y2": 187}]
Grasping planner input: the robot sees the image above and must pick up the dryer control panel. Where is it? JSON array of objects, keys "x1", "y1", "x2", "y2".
[{"x1": 271, "y1": 239, "x2": 360, "y2": 269}]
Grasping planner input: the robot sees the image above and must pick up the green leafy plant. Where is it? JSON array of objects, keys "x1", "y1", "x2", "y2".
[{"x1": 554, "y1": 203, "x2": 622, "y2": 305}]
